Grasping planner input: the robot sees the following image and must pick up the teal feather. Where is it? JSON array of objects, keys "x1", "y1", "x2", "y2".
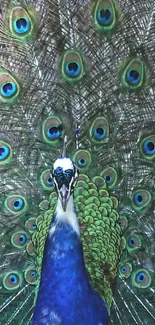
[{"x1": 0, "y1": 0, "x2": 155, "y2": 324}]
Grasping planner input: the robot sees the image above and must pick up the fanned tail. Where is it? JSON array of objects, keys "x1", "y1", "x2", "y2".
[{"x1": 0, "y1": 0, "x2": 155, "y2": 324}]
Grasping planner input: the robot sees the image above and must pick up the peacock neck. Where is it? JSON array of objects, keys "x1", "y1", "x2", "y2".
[
  {"x1": 33, "y1": 194, "x2": 109, "y2": 324},
  {"x1": 35, "y1": 194, "x2": 93, "y2": 301},
  {"x1": 53, "y1": 194, "x2": 80, "y2": 235}
]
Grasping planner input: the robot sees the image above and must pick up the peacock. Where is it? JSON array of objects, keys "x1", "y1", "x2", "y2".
[{"x1": 0, "y1": 0, "x2": 155, "y2": 324}]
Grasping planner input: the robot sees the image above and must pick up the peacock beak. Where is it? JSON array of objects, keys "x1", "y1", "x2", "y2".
[{"x1": 59, "y1": 184, "x2": 69, "y2": 212}]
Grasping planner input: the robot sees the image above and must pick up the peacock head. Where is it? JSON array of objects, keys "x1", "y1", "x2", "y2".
[{"x1": 51, "y1": 157, "x2": 79, "y2": 212}]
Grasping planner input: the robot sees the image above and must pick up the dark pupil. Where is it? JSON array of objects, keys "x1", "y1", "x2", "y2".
[
  {"x1": 3, "y1": 83, "x2": 12, "y2": 93},
  {"x1": 106, "y1": 175, "x2": 110, "y2": 182},
  {"x1": 80, "y1": 159, "x2": 85, "y2": 165},
  {"x1": 11, "y1": 277, "x2": 15, "y2": 282},
  {"x1": 49, "y1": 126, "x2": 58, "y2": 135},
  {"x1": 48, "y1": 177, "x2": 52, "y2": 182},
  {"x1": 14, "y1": 200, "x2": 20, "y2": 207},
  {"x1": 19, "y1": 236, "x2": 24, "y2": 242},
  {"x1": 16, "y1": 18, "x2": 27, "y2": 29},
  {"x1": 100, "y1": 9, "x2": 110, "y2": 19},
  {"x1": 0, "y1": 147, "x2": 5, "y2": 155},
  {"x1": 68, "y1": 62, "x2": 78, "y2": 72},
  {"x1": 137, "y1": 195, "x2": 142, "y2": 202},
  {"x1": 96, "y1": 127, "x2": 104, "y2": 135},
  {"x1": 130, "y1": 239, "x2": 134, "y2": 245},
  {"x1": 130, "y1": 70, "x2": 139, "y2": 80},
  {"x1": 147, "y1": 141, "x2": 154, "y2": 151},
  {"x1": 140, "y1": 274, "x2": 144, "y2": 280}
]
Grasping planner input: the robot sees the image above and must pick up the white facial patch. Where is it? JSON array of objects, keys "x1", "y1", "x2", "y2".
[{"x1": 53, "y1": 157, "x2": 74, "y2": 171}]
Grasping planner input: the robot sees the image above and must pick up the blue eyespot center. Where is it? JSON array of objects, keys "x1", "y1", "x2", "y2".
[
  {"x1": 94, "y1": 127, "x2": 106, "y2": 140},
  {"x1": 143, "y1": 140, "x2": 155, "y2": 155},
  {"x1": 78, "y1": 158, "x2": 86, "y2": 167},
  {"x1": 1, "y1": 82, "x2": 17, "y2": 97},
  {"x1": 128, "y1": 237, "x2": 135, "y2": 246},
  {"x1": 0, "y1": 146, "x2": 9, "y2": 160},
  {"x1": 98, "y1": 9, "x2": 112, "y2": 25},
  {"x1": 47, "y1": 177, "x2": 53, "y2": 185},
  {"x1": 121, "y1": 266, "x2": 127, "y2": 273},
  {"x1": 136, "y1": 272, "x2": 145, "y2": 282},
  {"x1": 14, "y1": 18, "x2": 31, "y2": 34},
  {"x1": 19, "y1": 234, "x2": 27, "y2": 245},
  {"x1": 47, "y1": 126, "x2": 61, "y2": 139},
  {"x1": 32, "y1": 223, "x2": 37, "y2": 229},
  {"x1": 66, "y1": 62, "x2": 81, "y2": 77},
  {"x1": 13, "y1": 198, "x2": 24, "y2": 210},
  {"x1": 10, "y1": 274, "x2": 18, "y2": 284},
  {"x1": 104, "y1": 175, "x2": 111, "y2": 184},
  {"x1": 134, "y1": 193, "x2": 143, "y2": 205},
  {"x1": 31, "y1": 271, "x2": 36, "y2": 277},
  {"x1": 126, "y1": 70, "x2": 140, "y2": 85}
]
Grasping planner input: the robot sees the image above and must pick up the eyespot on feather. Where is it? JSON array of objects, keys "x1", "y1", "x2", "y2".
[{"x1": 0, "y1": 69, "x2": 21, "y2": 104}]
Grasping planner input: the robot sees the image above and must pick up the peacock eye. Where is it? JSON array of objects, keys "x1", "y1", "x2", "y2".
[
  {"x1": 119, "y1": 262, "x2": 132, "y2": 279},
  {"x1": 128, "y1": 237, "x2": 135, "y2": 246},
  {"x1": 73, "y1": 150, "x2": 92, "y2": 171},
  {"x1": 0, "y1": 69, "x2": 20, "y2": 103},
  {"x1": 139, "y1": 135, "x2": 155, "y2": 160},
  {"x1": 132, "y1": 189, "x2": 152, "y2": 211},
  {"x1": 121, "y1": 58, "x2": 145, "y2": 90},
  {"x1": 24, "y1": 268, "x2": 37, "y2": 284},
  {"x1": 47, "y1": 127, "x2": 61, "y2": 139},
  {"x1": 25, "y1": 218, "x2": 37, "y2": 232},
  {"x1": 105, "y1": 175, "x2": 111, "y2": 183},
  {"x1": 1, "y1": 82, "x2": 17, "y2": 97},
  {"x1": 126, "y1": 234, "x2": 142, "y2": 256},
  {"x1": 10, "y1": 274, "x2": 18, "y2": 283},
  {"x1": 3, "y1": 271, "x2": 22, "y2": 290},
  {"x1": 8, "y1": 6, "x2": 37, "y2": 41},
  {"x1": 132, "y1": 269, "x2": 152, "y2": 289},
  {"x1": 90, "y1": 117, "x2": 109, "y2": 143},
  {"x1": 47, "y1": 177, "x2": 53, "y2": 185},
  {"x1": 93, "y1": 0, "x2": 117, "y2": 31},
  {"x1": 42, "y1": 116, "x2": 63, "y2": 145},
  {"x1": 13, "y1": 198, "x2": 25, "y2": 210},
  {"x1": 65, "y1": 62, "x2": 81, "y2": 77},
  {"x1": 137, "y1": 272, "x2": 145, "y2": 282},
  {"x1": 94, "y1": 127, "x2": 106, "y2": 140},
  {"x1": 4, "y1": 195, "x2": 27, "y2": 214},
  {"x1": 126, "y1": 70, "x2": 140, "y2": 85},
  {"x1": 78, "y1": 158, "x2": 87, "y2": 167},
  {"x1": 143, "y1": 140, "x2": 155, "y2": 154},
  {"x1": 101, "y1": 167, "x2": 118, "y2": 189},
  {"x1": 19, "y1": 234, "x2": 27, "y2": 244},
  {"x1": 14, "y1": 17, "x2": 31, "y2": 34},
  {"x1": 97, "y1": 8, "x2": 113, "y2": 25},
  {"x1": 134, "y1": 193, "x2": 143, "y2": 205},
  {"x1": 11, "y1": 232, "x2": 28, "y2": 248},
  {"x1": 0, "y1": 141, "x2": 12, "y2": 165},
  {"x1": 60, "y1": 50, "x2": 85, "y2": 82},
  {"x1": 40, "y1": 169, "x2": 54, "y2": 191}
]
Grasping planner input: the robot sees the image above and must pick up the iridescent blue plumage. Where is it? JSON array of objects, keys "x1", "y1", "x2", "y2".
[
  {"x1": 32, "y1": 157, "x2": 109, "y2": 325},
  {"x1": 32, "y1": 218, "x2": 108, "y2": 325}
]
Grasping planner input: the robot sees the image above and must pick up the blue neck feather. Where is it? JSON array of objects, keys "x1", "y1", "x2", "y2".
[{"x1": 32, "y1": 200, "x2": 109, "y2": 325}]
